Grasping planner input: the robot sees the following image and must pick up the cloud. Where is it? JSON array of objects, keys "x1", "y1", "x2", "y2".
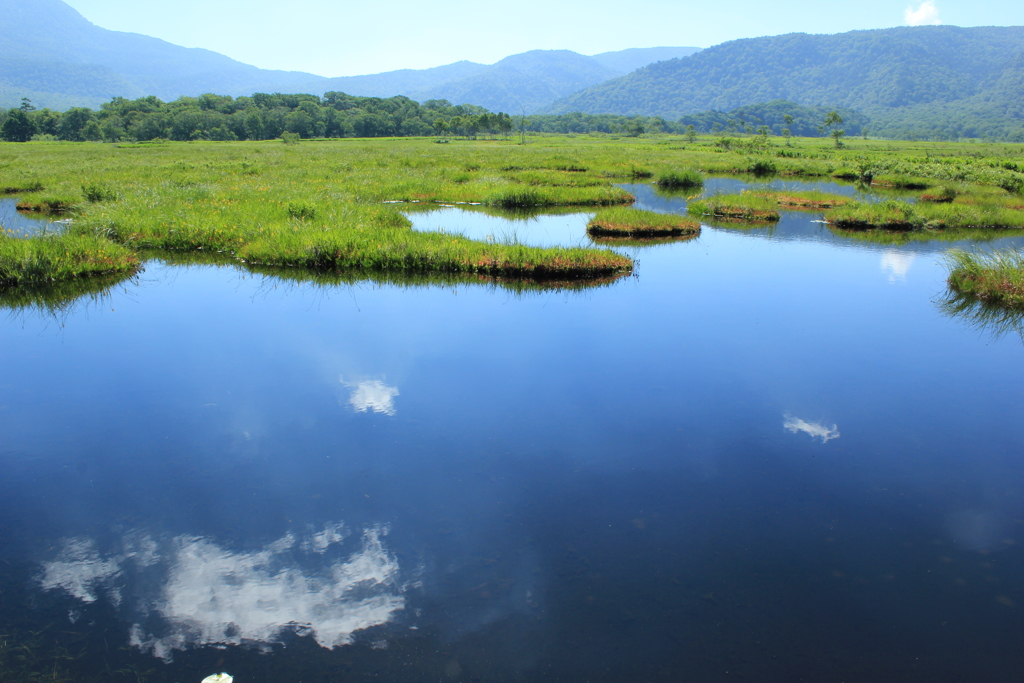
[
  {"x1": 905, "y1": 0, "x2": 941, "y2": 26},
  {"x1": 340, "y1": 377, "x2": 399, "y2": 416},
  {"x1": 880, "y1": 250, "x2": 915, "y2": 282},
  {"x1": 784, "y1": 414, "x2": 840, "y2": 443},
  {"x1": 40, "y1": 525, "x2": 405, "y2": 661},
  {"x1": 39, "y1": 538, "x2": 123, "y2": 604}
]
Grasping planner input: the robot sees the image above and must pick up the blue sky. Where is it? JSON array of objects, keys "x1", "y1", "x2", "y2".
[{"x1": 61, "y1": 0, "x2": 1024, "y2": 77}]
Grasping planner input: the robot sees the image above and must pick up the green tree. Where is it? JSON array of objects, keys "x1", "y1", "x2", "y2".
[
  {"x1": 821, "y1": 110, "x2": 845, "y2": 147},
  {"x1": 1, "y1": 109, "x2": 36, "y2": 142},
  {"x1": 58, "y1": 108, "x2": 93, "y2": 141}
]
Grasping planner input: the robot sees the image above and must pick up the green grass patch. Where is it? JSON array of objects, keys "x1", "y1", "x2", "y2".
[
  {"x1": 748, "y1": 159, "x2": 777, "y2": 177},
  {"x1": 0, "y1": 233, "x2": 140, "y2": 286},
  {"x1": 871, "y1": 174, "x2": 931, "y2": 189},
  {"x1": 655, "y1": 170, "x2": 704, "y2": 190},
  {"x1": 919, "y1": 186, "x2": 958, "y2": 203},
  {"x1": 688, "y1": 193, "x2": 781, "y2": 222},
  {"x1": 2, "y1": 180, "x2": 44, "y2": 194},
  {"x1": 826, "y1": 198, "x2": 1024, "y2": 231},
  {"x1": 15, "y1": 194, "x2": 78, "y2": 214},
  {"x1": 946, "y1": 248, "x2": 1024, "y2": 308},
  {"x1": 587, "y1": 207, "x2": 701, "y2": 237},
  {"x1": 237, "y1": 224, "x2": 632, "y2": 279},
  {"x1": 770, "y1": 191, "x2": 852, "y2": 209}
]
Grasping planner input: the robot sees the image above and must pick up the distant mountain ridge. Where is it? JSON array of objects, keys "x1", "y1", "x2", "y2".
[
  {"x1": 544, "y1": 26, "x2": 1024, "y2": 139},
  {"x1": 0, "y1": 0, "x2": 318, "y2": 108},
  {"x1": 301, "y1": 47, "x2": 700, "y2": 114},
  {"x1": 0, "y1": 0, "x2": 699, "y2": 111}
]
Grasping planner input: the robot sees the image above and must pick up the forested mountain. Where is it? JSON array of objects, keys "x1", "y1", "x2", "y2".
[
  {"x1": 590, "y1": 47, "x2": 701, "y2": 74},
  {"x1": 0, "y1": 0, "x2": 699, "y2": 112},
  {"x1": 315, "y1": 48, "x2": 701, "y2": 112},
  {"x1": 302, "y1": 62, "x2": 489, "y2": 99},
  {"x1": 408, "y1": 51, "x2": 620, "y2": 114},
  {"x1": 545, "y1": 26, "x2": 1024, "y2": 140}
]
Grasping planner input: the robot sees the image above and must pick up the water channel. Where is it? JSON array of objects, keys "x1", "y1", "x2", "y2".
[{"x1": 2, "y1": 178, "x2": 1024, "y2": 682}]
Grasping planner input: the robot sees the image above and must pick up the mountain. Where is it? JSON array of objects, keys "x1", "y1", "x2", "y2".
[
  {"x1": 0, "y1": 0, "x2": 321, "y2": 108},
  {"x1": 402, "y1": 47, "x2": 702, "y2": 114},
  {"x1": 590, "y1": 46, "x2": 701, "y2": 74},
  {"x1": 406, "y1": 50, "x2": 619, "y2": 114},
  {"x1": 544, "y1": 26, "x2": 1024, "y2": 139},
  {"x1": 302, "y1": 61, "x2": 489, "y2": 99},
  {"x1": 0, "y1": 0, "x2": 700, "y2": 112}
]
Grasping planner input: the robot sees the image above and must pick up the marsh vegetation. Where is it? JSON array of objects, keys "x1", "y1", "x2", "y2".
[{"x1": 2, "y1": 132, "x2": 1024, "y2": 304}]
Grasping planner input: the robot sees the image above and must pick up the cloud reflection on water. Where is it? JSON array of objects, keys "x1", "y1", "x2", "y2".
[
  {"x1": 40, "y1": 524, "x2": 405, "y2": 661},
  {"x1": 783, "y1": 414, "x2": 840, "y2": 443},
  {"x1": 340, "y1": 376, "x2": 399, "y2": 416},
  {"x1": 881, "y1": 250, "x2": 915, "y2": 282}
]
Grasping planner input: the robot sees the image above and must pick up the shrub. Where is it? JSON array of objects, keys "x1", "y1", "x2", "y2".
[
  {"x1": 82, "y1": 184, "x2": 117, "y2": 202},
  {"x1": 286, "y1": 202, "x2": 317, "y2": 221},
  {"x1": 748, "y1": 159, "x2": 777, "y2": 177},
  {"x1": 655, "y1": 170, "x2": 704, "y2": 189}
]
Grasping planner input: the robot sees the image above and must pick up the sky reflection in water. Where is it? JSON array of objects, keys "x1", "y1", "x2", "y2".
[{"x1": 3, "y1": 177, "x2": 1024, "y2": 681}]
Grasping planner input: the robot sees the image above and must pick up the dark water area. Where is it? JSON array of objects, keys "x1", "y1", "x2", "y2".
[
  {"x1": 0, "y1": 197, "x2": 65, "y2": 237},
  {"x1": 3, "y1": 178, "x2": 1024, "y2": 682}
]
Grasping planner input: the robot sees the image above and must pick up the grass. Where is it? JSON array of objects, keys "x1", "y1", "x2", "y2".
[
  {"x1": 15, "y1": 194, "x2": 78, "y2": 214},
  {"x1": 0, "y1": 232, "x2": 140, "y2": 286},
  {"x1": 770, "y1": 190, "x2": 852, "y2": 209},
  {"x1": 655, "y1": 170, "x2": 704, "y2": 190},
  {"x1": 826, "y1": 195, "x2": 1024, "y2": 231},
  {"x1": 687, "y1": 193, "x2": 781, "y2": 222},
  {"x1": 945, "y1": 248, "x2": 1024, "y2": 308},
  {"x1": 871, "y1": 174, "x2": 931, "y2": 189},
  {"x1": 587, "y1": 207, "x2": 701, "y2": 237},
  {"x1": 2, "y1": 133, "x2": 1024, "y2": 293},
  {"x1": 236, "y1": 222, "x2": 632, "y2": 278}
]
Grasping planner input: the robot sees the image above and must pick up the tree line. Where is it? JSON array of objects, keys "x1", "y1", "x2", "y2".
[
  {"x1": 2, "y1": 93, "x2": 880, "y2": 143},
  {"x1": 0, "y1": 93, "x2": 516, "y2": 143}
]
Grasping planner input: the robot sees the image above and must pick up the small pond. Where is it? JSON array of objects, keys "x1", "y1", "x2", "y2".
[
  {"x1": 0, "y1": 197, "x2": 66, "y2": 237},
  {"x1": 2, "y1": 176, "x2": 1024, "y2": 682}
]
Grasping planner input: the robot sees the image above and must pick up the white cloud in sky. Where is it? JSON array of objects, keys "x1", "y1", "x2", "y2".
[
  {"x1": 905, "y1": 0, "x2": 941, "y2": 26},
  {"x1": 784, "y1": 414, "x2": 840, "y2": 443}
]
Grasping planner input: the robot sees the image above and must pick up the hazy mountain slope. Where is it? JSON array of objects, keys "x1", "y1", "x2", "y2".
[
  {"x1": 0, "y1": 0, "x2": 702, "y2": 113},
  {"x1": 590, "y1": 46, "x2": 701, "y2": 73},
  {"x1": 300, "y1": 61, "x2": 488, "y2": 98},
  {"x1": 0, "y1": 0, "x2": 323, "y2": 107},
  {"x1": 546, "y1": 26, "x2": 1024, "y2": 119},
  {"x1": 405, "y1": 50, "x2": 620, "y2": 113},
  {"x1": 0, "y1": 57, "x2": 144, "y2": 109}
]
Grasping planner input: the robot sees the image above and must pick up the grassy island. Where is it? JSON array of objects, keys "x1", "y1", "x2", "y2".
[
  {"x1": 0, "y1": 232, "x2": 139, "y2": 286},
  {"x1": 687, "y1": 193, "x2": 781, "y2": 222},
  {"x1": 587, "y1": 207, "x2": 701, "y2": 237},
  {"x1": 946, "y1": 249, "x2": 1024, "y2": 308}
]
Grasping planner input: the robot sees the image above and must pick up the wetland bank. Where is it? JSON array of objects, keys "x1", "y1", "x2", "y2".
[{"x1": 4, "y1": 134, "x2": 1024, "y2": 682}]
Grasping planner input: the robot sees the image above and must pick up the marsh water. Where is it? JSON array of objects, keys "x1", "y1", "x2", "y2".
[
  {"x1": 3, "y1": 179, "x2": 1024, "y2": 682},
  {"x1": 0, "y1": 197, "x2": 64, "y2": 236}
]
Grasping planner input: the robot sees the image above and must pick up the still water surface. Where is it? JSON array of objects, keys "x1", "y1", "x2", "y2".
[
  {"x1": 0, "y1": 197, "x2": 64, "y2": 236},
  {"x1": 2, "y1": 179, "x2": 1024, "y2": 682}
]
